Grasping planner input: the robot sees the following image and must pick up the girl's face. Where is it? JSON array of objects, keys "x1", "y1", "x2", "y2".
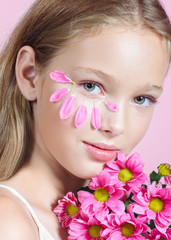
[{"x1": 33, "y1": 27, "x2": 169, "y2": 179}]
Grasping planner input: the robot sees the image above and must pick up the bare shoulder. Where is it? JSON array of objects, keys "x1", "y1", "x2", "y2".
[{"x1": 0, "y1": 191, "x2": 39, "y2": 240}]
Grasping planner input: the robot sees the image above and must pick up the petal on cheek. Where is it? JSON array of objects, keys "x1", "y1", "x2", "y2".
[
  {"x1": 91, "y1": 107, "x2": 101, "y2": 129},
  {"x1": 105, "y1": 102, "x2": 119, "y2": 112},
  {"x1": 50, "y1": 88, "x2": 69, "y2": 102},
  {"x1": 60, "y1": 95, "x2": 76, "y2": 119},
  {"x1": 75, "y1": 105, "x2": 87, "y2": 128}
]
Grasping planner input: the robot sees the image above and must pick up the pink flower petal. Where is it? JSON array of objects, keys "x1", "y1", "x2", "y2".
[
  {"x1": 50, "y1": 88, "x2": 69, "y2": 102},
  {"x1": 96, "y1": 206, "x2": 109, "y2": 221},
  {"x1": 75, "y1": 104, "x2": 87, "y2": 128},
  {"x1": 107, "y1": 199, "x2": 125, "y2": 213},
  {"x1": 91, "y1": 107, "x2": 101, "y2": 129},
  {"x1": 50, "y1": 71, "x2": 73, "y2": 83},
  {"x1": 127, "y1": 153, "x2": 144, "y2": 173},
  {"x1": 60, "y1": 95, "x2": 76, "y2": 119},
  {"x1": 155, "y1": 221, "x2": 167, "y2": 234},
  {"x1": 105, "y1": 102, "x2": 119, "y2": 112},
  {"x1": 117, "y1": 151, "x2": 127, "y2": 167},
  {"x1": 146, "y1": 209, "x2": 156, "y2": 220}
]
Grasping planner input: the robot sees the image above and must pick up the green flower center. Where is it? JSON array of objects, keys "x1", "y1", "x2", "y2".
[
  {"x1": 149, "y1": 198, "x2": 164, "y2": 212},
  {"x1": 66, "y1": 203, "x2": 78, "y2": 216},
  {"x1": 158, "y1": 163, "x2": 170, "y2": 176},
  {"x1": 89, "y1": 225, "x2": 101, "y2": 238},
  {"x1": 94, "y1": 187, "x2": 110, "y2": 202},
  {"x1": 158, "y1": 238, "x2": 166, "y2": 240},
  {"x1": 118, "y1": 168, "x2": 133, "y2": 182},
  {"x1": 121, "y1": 223, "x2": 135, "y2": 237}
]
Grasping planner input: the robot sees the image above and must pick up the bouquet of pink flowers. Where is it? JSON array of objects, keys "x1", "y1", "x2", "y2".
[{"x1": 53, "y1": 151, "x2": 171, "y2": 240}]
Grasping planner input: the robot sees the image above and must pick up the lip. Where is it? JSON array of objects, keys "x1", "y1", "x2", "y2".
[{"x1": 83, "y1": 141, "x2": 118, "y2": 162}]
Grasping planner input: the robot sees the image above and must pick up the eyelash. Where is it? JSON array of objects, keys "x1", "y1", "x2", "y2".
[
  {"x1": 133, "y1": 95, "x2": 158, "y2": 107},
  {"x1": 79, "y1": 81, "x2": 104, "y2": 96},
  {"x1": 77, "y1": 81, "x2": 158, "y2": 107}
]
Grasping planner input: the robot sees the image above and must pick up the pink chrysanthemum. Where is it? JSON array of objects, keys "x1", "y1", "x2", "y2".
[
  {"x1": 158, "y1": 163, "x2": 171, "y2": 185},
  {"x1": 131, "y1": 184, "x2": 171, "y2": 233},
  {"x1": 104, "y1": 151, "x2": 150, "y2": 194},
  {"x1": 77, "y1": 171, "x2": 125, "y2": 221},
  {"x1": 68, "y1": 211, "x2": 106, "y2": 240},
  {"x1": 53, "y1": 192, "x2": 79, "y2": 228},
  {"x1": 148, "y1": 228, "x2": 171, "y2": 240},
  {"x1": 101, "y1": 208, "x2": 148, "y2": 240}
]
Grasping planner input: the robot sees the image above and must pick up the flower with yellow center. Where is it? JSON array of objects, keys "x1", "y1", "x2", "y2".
[
  {"x1": 121, "y1": 223, "x2": 135, "y2": 237},
  {"x1": 89, "y1": 225, "x2": 102, "y2": 238},
  {"x1": 149, "y1": 197, "x2": 164, "y2": 212},
  {"x1": 66, "y1": 203, "x2": 79, "y2": 216},
  {"x1": 77, "y1": 171, "x2": 125, "y2": 221},
  {"x1": 94, "y1": 187, "x2": 110, "y2": 202},
  {"x1": 132, "y1": 184, "x2": 171, "y2": 234},
  {"x1": 158, "y1": 163, "x2": 170, "y2": 176},
  {"x1": 118, "y1": 168, "x2": 133, "y2": 182}
]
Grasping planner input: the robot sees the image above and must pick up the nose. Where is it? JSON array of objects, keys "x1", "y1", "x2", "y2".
[{"x1": 100, "y1": 105, "x2": 126, "y2": 137}]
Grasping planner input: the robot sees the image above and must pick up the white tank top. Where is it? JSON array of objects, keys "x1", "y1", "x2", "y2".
[{"x1": 0, "y1": 184, "x2": 55, "y2": 240}]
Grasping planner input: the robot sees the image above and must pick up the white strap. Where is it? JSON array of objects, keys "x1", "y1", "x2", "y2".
[{"x1": 0, "y1": 184, "x2": 54, "y2": 240}]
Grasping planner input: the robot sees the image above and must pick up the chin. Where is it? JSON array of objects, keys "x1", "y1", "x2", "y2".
[{"x1": 77, "y1": 166, "x2": 104, "y2": 180}]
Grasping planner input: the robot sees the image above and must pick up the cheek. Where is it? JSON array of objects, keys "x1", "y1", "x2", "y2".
[
  {"x1": 46, "y1": 88, "x2": 100, "y2": 132},
  {"x1": 126, "y1": 109, "x2": 154, "y2": 152},
  {"x1": 34, "y1": 92, "x2": 92, "y2": 153},
  {"x1": 36, "y1": 100, "x2": 74, "y2": 144},
  {"x1": 34, "y1": 98, "x2": 106, "y2": 179}
]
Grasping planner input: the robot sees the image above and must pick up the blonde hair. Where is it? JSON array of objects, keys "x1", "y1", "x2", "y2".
[{"x1": 0, "y1": 0, "x2": 171, "y2": 180}]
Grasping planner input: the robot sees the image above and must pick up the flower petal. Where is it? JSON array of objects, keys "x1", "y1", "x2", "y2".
[
  {"x1": 60, "y1": 95, "x2": 76, "y2": 119},
  {"x1": 105, "y1": 102, "x2": 119, "y2": 112},
  {"x1": 75, "y1": 104, "x2": 87, "y2": 128},
  {"x1": 50, "y1": 88, "x2": 69, "y2": 102},
  {"x1": 107, "y1": 199, "x2": 125, "y2": 213},
  {"x1": 146, "y1": 209, "x2": 156, "y2": 220},
  {"x1": 127, "y1": 152, "x2": 144, "y2": 173},
  {"x1": 116, "y1": 151, "x2": 127, "y2": 167},
  {"x1": 50, "y1": 71, "x2": 73, "y2": 83},
  {"x1": 91, "y1": 107, "x2": 101, "y2": 129}
]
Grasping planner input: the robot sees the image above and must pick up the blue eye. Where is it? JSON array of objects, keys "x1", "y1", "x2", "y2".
[
  {"x1": 134, "y1": 96, "x2": 157, "y2": 107},
  {"x1": 82, "y1": 82, "x2": 102, "y2": 94}
]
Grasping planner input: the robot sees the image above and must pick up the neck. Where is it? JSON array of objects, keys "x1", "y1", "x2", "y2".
[{"x1": 4, "y1": 144, "x2": 87, "y2": 210}]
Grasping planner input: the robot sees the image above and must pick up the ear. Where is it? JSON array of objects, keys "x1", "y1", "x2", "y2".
[{"x1": 15, "y1": 46, "x2": 38, "y2": 101}]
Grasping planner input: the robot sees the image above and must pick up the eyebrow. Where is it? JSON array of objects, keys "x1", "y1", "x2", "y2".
[
  {"x1": 73, "y1": 66, "x2": 163, "y2": 93},
  {"x1": 135, "y1": 84, "x2": 163, "y2": 94},
  {"x1": 73, "y1": 66, "x2": 115, "y2": 83}
]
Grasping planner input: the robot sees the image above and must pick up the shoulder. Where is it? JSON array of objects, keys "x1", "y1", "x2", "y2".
[{"x1": 0, "y1": 190, "x2": 40, "y2": 240}]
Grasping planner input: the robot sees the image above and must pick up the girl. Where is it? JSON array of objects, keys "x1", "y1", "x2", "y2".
[{"x1": 0, "y1": 0, "x2": 170, "y2": 239}]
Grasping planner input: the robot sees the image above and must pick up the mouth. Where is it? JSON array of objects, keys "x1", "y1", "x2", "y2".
[{"x1": 83, "y1": 141, "x2": 118, "y2": 162}]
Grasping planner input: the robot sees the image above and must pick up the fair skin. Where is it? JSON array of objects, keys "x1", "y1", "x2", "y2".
[{"x1": 0, "y1": 26, "x2": 169, "y2": 239}]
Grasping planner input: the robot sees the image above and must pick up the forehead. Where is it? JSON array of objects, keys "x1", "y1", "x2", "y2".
[{"x1": 49, "y1": 27, "x2": 169, "y2": 88}]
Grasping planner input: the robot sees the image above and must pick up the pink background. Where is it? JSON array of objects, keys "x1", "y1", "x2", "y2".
[{"x1": 0, "y1": 0, "x2": 170, "y2": 173}]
